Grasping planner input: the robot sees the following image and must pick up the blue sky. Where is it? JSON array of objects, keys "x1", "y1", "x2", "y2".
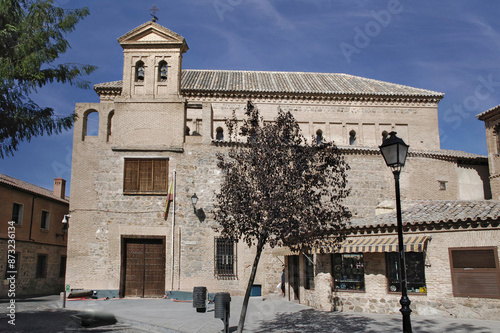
[{"x1": 1, "y1": 0, "x2": 500, "y2": 195}]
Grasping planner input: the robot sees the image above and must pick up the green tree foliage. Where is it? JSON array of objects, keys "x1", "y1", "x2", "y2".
[
  {"x1": 0, "y1": 0, "x2": 96, "y2": 158},
  {"x1": 213, "y1": 101, "x2": 351, "y2": 332}
]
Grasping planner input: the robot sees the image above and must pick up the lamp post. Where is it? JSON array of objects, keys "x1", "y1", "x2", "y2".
[
  {"x1": 379, "y1": 131, "x2": 412, "y2": 333},
  {"x1": 191, "y1": 193, "x2": 198, "y2": 213}
]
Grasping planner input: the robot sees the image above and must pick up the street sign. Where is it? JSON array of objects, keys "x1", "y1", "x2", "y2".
[{"x1": 66, "y1": 285, "x2": 70, "y2": 293}]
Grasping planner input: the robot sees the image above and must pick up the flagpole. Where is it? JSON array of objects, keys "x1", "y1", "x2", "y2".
[{"x1": 171, "y1": 170, "x2": 176, "y2": 291}]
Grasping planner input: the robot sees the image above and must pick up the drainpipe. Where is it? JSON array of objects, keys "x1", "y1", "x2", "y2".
[
  {"x1": 171, "y1": 170, "x2": 176, "y2": 291},
  {"x1": 28, "y1": 196, "x2": 37, "y2": 241}
]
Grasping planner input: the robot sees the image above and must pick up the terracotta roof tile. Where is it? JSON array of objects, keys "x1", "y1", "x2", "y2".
[
  {"x1": 94, "y1": 70, "x2": 444, "y2": 97},
  {"x1": 0, "y1": 173, "x2": 69, "y2": 203},
  {"x1": 350, "y1": 200, "x2": 500, "y2": 229}
]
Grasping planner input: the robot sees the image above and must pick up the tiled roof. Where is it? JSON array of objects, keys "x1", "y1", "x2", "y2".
[
  {"x1": 336, "y1": 146, "x2": 486, "y2": 161},
  {"x1": 94, "y1": 70, "x2": 444, "y2": 97},
  {"x1": 350, "y1": 200, "x2": 500, "y2": 229},
  {"x1": 0, "y1": 173, "x2": 69, "y2": 203},
  {"x1": 477, "y1": 104, "x2": 500, "y2": 120}
]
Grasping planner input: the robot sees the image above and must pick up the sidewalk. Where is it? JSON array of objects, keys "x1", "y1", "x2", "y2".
[
  {"x1": 64, "y1": 293, "x2": 500, "y2": 333},
  {"x1": 2, "y1": 294, "x2": 499, "y2": 332}
]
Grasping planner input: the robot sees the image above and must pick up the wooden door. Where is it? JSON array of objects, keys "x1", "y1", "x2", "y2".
[{"x1": 124, "y1": 238, "x2": 165, "y2": 297}]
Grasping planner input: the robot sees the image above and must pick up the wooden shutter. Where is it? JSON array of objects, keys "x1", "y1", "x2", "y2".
[
  {"x1": 449, "y1": 247, "x2": 500, "y2": 299},
  {"x1": 124, "y1": 159, "x2": 168, "y2": 194},
  {"x1": 124, "y1": 160, "x2": 139, "y2": 193}
]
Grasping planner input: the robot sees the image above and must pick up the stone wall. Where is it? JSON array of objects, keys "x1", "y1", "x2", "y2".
[{"x1": 300, "y1": 229, "x2": 500, "y2": 321}]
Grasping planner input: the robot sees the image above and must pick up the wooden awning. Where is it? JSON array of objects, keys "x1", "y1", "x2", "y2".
[{"x1": 313, "y1": 235, "x2": 430, "y2": 254}]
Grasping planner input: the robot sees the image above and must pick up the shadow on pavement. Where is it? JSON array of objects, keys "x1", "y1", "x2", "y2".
[{"x1": 252, "y1": 309, "x2": 496, "y2": 333}]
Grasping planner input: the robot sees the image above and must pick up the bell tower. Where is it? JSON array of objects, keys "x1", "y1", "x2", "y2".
[
  {"x1": 117, "y1": 20, "x2": 189, "y2": 100},
  {"x1": 478, "y1": 104, "x2": 500, "y2": 200}
]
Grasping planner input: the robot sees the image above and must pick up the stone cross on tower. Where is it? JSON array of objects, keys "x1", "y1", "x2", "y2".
[{"x1": 150, "y1": 5, "x2": 159, "y2": 22}]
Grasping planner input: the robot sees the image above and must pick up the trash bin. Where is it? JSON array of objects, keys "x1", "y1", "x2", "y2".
[
  {"x1": 215, "y1": 292, "x2": 231, "y2": 333},
  {"x1": 193, "y1": 286, "x2": 207, "y2": 313}
]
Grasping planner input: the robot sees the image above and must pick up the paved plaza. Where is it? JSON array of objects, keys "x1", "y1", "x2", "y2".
[{"x1": 1, "y1": 294, "x2": 499, "y2": 332}]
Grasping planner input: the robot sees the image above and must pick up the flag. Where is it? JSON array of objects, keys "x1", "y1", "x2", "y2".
[{"x1": 163, "y1": 180, "x2": 174, "y2": 219}]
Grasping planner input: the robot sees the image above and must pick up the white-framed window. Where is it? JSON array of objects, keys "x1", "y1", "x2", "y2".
[{"x1": 40, "y1": 210, "x2": 50, "y2": 230}]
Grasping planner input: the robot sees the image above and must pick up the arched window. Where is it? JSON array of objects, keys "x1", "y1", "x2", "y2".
[
  {"x1": 316, "y1": 129, "x2": 323, "y2": 145},
  {"x1": 349, "y1": 130, "x2": 357, "y2": 145},
  {"x1": 106, "y1": 110, "x2": 114, "y2": 142},
  {"x1": 135, "y1": 60, "x2": 145, "y2": 82},
  {"x1": 83, "y1": 110, "x2": 99, "y2": 140},
  {"x1": 382, "y1": 130, "x2": 389, "y2": 143},
  {"x1": 186, "y1": 126, "x2": 191, "y2": 136},
  {"x1": 158, "y1": 61, "x2": 168, "y2": 82},
  {"x1": 216, "y1": 127, "x2": 224, "y2": 141},
  {"x1": 496, "y1": 125, "x2": 500, "y2": 154}
]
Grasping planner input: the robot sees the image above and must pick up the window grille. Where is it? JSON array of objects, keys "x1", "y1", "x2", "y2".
[{"x1": 214, "y1": 238, "x2": 237, "y2": 279}]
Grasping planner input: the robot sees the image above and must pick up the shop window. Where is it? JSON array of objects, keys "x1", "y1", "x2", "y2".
[
  {"x1": 332, "y1": 253, "x2": 365, "y2": 291},
  {"x1": 59, "y1": 256, "x2": 67, "y2": 278},
  {"x1": 449, "y1": 247, "x2": 500, "y2": 299},
  {"x1": 40, "y1": 210, "x2": 50, "y2": 230},
  {"x1": 5, "y1": 252, "x2": 19, "y2": 279},
  {"x1": 386, "y1": 252, "x2": 426, "y2": 294},
  {"x1": 36, "y1": 254, "x2": 48, "y2": 278},
  {"x1": 304, "y1": 254, "x2": 315, "y2": 290},
  {"x1": 214, "y1": 238, "x2": 236, "y2": 278},
  {"x1": 11, "y1": 203, "x2": 23, "y2": 226},
  {"x1": 123, "y1": 158, "x2": 168, "y2": 194}
]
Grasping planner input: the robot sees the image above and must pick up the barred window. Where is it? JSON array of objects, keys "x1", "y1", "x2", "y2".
[
  {"x1": 124, "y1": 158, "x2": 168, "y2": 194},
  {"x1": 214, "y1": 238, "x2": 236, "y2": 278}
]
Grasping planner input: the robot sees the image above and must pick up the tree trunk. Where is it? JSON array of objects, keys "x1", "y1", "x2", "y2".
[{"x1": 237, "y1": 236, "x2": 266, "y2": 333}]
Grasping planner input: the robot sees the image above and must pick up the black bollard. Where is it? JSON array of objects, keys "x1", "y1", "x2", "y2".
[{"x1": 214, "y1": 292, "x2": 231, "y2": 333}]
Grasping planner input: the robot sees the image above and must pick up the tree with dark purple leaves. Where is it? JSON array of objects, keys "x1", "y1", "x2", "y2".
[{"x1": 213, "y1": 101, "x2": 351, "y2": 333}]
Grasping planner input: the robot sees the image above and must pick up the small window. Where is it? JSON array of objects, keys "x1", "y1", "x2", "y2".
[
  {"x1": 316, "y1": 130, "x2": 323, "y2": 145},
  {"x1": 214, "y1": 238, "x2": 236, "y2": 278},
  {"x1": 158, "y1": 61, "x2": 168, "y2": 82},
  {"x1": 439, "y1": 181, "x2": 447, "y2": 191},
  {"x1": 386, "y1": 252, "x2": 426, "y2": 294},
  {"x1": 12, "y1": 203, "x2": 23, "y2": 226},
  {"x1": 382, "y1": 130, "x2": 389, "y2": 142},
  {"x1": 349, "y1": 130, "x2": 357, "y2": 145},
  {"x1": 449, "y1": 247, "x2": 500, "y2": 299},
  {"x1": 333, "y1": 253, "x2": 365, "y2": 291},
  {"x1": 36, "y1": 254, "x2": 48, "y2": 278},
  {"x1": 216, "y1": 127, "x2": 224, "y2": 141},
  {"x1": 123, "y1": 158, "x2": 168, "y2": 194},
  {"x1": 304, "y1": 254, "x2": 315, "y2": 290},
  {"x1": 40, "y1": 210, "x2": 50, "y2": 230},
  {"x1": 59, "y1": 256, "x2": 67, "y2": 278},
  {"x1": 5, "y1": 252, "x2": 19, "y2": 279},
  {"x1": 135, "y1": 60, "x2": 145, "y2": 82}
]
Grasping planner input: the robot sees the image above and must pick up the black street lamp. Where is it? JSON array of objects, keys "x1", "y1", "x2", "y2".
[{"x1": 379, "y1": 131, "x2": 412, "y2": 333}]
